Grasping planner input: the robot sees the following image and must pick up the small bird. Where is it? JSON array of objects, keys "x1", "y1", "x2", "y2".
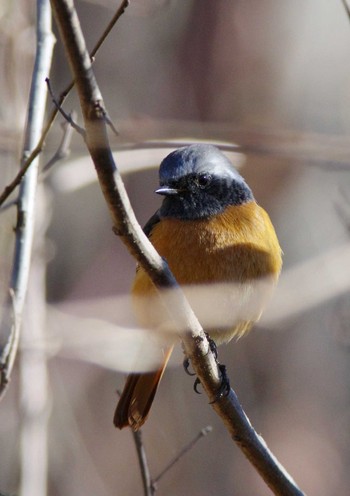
[{"x1": 114, "y1": 144, "x2": 282, "y2": 430}]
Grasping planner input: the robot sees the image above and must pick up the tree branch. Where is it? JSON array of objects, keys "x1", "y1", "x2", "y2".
[
  {"x1": 49, "y1": 1, "x2": 305, "y2": 495},
  {"x1": 0, "y1": 0, "x2": 55, "y2": 398},
  {"x1": 42, "y1": 113, "x2": 75, "y2": 173},
  {"x1": 45, "y1": 77, "x2": 86, "y2": 137},
  {"x1": 132, "y1": 430, "x2": 155, "y2": 496}
]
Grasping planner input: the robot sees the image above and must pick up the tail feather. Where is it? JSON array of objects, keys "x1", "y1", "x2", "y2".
[{"x1": 114, "y1": 347, "x2": 173, "y2": 430}]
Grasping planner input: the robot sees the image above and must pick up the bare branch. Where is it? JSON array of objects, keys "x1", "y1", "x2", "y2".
[
  {"x1": 49, "y1": 1, "x2": 305, "y2": 495},
  {"x1": 42, "y1": 113, "x2": 75, "y2": 173},
  {"x1": 0, "y1": 0, "x2": 55, "y2": 398},
  {"x1": 103, "y1": 112, "x2": 119, "y2": 137},
  {"x1": 0, "y1": 200, "x2": 17, "y2": 212},
  {"x1": 45, "y1": 77, "x2": 86, "y2": 137},
  {"x1": 89, "y1": 0, "x2": 129, "y2": 59},
  {"x1": 19, "y1": 185, "x2": 50, "y2": 496},
  {"x1": 132, "y1": 430, "x2": 155, "y2": 496}
]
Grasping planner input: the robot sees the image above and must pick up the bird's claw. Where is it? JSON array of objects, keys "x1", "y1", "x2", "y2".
[
  {"x1": 210, "y1": 364, "x2": 231, "y2": 403},
  {"x1": 192, "y1": 364, "x2": 230, "y2": 399},
  {"x1": 183, "y1": 357, "x2": 196, "y2": 376},
  {"x1": 193, "y1": 377, "x2": 202, "y2": 394},
  {"x1": 205, "y1": 332, "x2": 218, "y2": 360}
]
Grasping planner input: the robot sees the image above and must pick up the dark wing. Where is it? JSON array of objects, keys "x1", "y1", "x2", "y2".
[{"x1": 143, "y1": 210, "x2": 161, "y2": 238}]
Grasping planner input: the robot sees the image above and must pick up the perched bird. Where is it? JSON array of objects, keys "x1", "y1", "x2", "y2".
[{"x1": 114, "y1": 144, "x2": 282, "y2": 431}]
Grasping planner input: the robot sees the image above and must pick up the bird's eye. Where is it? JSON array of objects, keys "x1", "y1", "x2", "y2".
[{"x1": 196, "y1": 173, "x2": 212, "y2": 189}]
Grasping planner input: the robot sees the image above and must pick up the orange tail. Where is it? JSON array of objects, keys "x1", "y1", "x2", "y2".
[{"x1": 114, "y1": 347, "x2": 173, "y2": 431}]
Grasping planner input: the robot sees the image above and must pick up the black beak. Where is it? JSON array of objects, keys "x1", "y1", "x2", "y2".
[{"x1": 155, "y1": 186, "x2": 179, "y2": 196}]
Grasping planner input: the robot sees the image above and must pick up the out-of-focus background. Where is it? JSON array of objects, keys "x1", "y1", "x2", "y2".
[{"x1": 2, "y1": 1, "x2": 350, "y2": 495}]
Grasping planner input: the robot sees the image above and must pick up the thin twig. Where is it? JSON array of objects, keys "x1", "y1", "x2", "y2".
[
  {"x1": 119, "y1": 388, "x2": 154, "y2": 495},
  {"x1": 132, "y1": 430, "x2": 155, "y2": 496},
  {"x1": 153, "y1": 426, "x2": 212, "y2": 485},
  {"x1": 89, "y1": 0, "x2": 129, "y2": 59},
  {"x1": 42, "y1": 113, "x2": 76, "y2": 172},
  {"x1": 0, "y1": 200, "x2": 17, "y2": 212},
  {"x1": 45, "y1": 78, "x2": 86, "y2": 137},
  {"x1": 47, "y1": 77, "x2": 118, "y2": 138},
  {"x1": 132, "y1": 425, "x2": 213, "y2": 494},
  {"x1": 103, "y1": 112, "x2": 119, "y2": 137},
  {"x1": 50, "y1": 1, "x2": 305, "y2": 495},
  {"x1": 0, "y1": 0, "x2": 129, "y2": 207}
]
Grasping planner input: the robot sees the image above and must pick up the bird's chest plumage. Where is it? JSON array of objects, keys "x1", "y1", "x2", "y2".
[
  {"x1": 149, "y1": 203, "x2": 281, "y2": 283},
  {"x1": 133, "y1": 202, "x2": 282, "y2": 341}
]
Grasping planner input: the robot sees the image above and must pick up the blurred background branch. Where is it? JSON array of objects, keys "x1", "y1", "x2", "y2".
[
  {"x1": 0, "y1": 0, "x2": 55, "y2": 398},
  {"x1": 0, "y1": 2, "x2": 54, "y2": 496}
]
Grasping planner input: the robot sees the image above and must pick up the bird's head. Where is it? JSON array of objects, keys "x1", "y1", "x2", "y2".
[{"x1": 157, "y1": 144, "x2": 253, "y2": 220}]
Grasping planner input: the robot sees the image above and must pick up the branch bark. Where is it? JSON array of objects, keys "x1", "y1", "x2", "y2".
[{"x1": 49, "y1": 1, "x2": 306, "y2": 495}]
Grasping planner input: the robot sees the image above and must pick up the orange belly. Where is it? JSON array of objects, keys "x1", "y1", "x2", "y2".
[{"x1": 132, "y1": 202, "x2": 282, "y2": 343}]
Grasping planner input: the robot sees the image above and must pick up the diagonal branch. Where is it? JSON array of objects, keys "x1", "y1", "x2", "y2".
[{"x1": 49, "y1": 1, "x2": 305, "y2": 495}]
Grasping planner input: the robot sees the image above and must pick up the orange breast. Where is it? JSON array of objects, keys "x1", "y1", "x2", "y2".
[{"x1": 132, "y1": 202, "x2": 282, "y2": 342}]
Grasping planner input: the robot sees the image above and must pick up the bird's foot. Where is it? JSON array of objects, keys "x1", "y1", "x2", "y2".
[
  {"x1": 188, "y1": 333, "x2": 230, "y2": 399},
  {"x1": 183, "y1": 333, "x2": 216, "y2": 376},
  {"x1": 193, "y1": 363, "x2": 231, "y2": 399}
]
